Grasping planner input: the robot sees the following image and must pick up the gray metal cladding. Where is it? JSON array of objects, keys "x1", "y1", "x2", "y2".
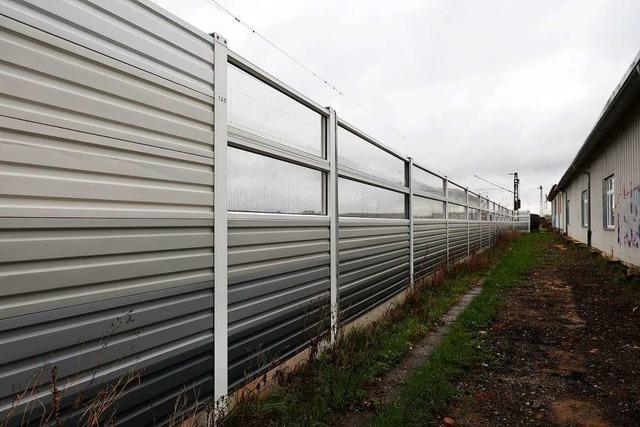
[
  {"x1": 413, "y1": 219, "x2": 447, "y2": 278},
  {"x1": 227, "y1": 213, "x2": 330, "y2": 387},
  {"x1": 0, "y1": 4, "x2": 214, "y2": 158},
  {"x1": 490, "y1": 222, "x2": 498, "y2": 244},
  {"x1": 469, "y1": 221, "x2": 482, "y2": 252},
  {"x1": 448, "y1": 220, "x2": 468, "y2": 262},
  {"x1": 339, "y1": 218, "x2": 410, "y2": 323},
  {"x1": 0, "y1": 1, "x2": 215, "y2": 424},
  {"x1": 0, "y1": 0, "x2": 214, "y2": 96},
  {"x1": 0, "y1": 283, "x2": 213, "y2": 426},
  {"x1": 482, "y1": 222, "x2": 491, "y2": 247}
]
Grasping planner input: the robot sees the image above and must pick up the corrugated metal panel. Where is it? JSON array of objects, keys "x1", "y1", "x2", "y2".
[
  {"x1": 339, "y1": 218, "x2": 410, "y2": 323},
  {"x1": 0, "y1": 2, "x2": 214, "y2": 424},
  {"x1": 481, "y1": 221, "x2": 491, "y2": 247},
  {"x1": 0, "y1": 0, "x2": 213, "y2": 95},
  {"x1": 413, "y1": 219, "x2": 446, "y2": 279},
  {"x1": 448, "y1": 220, "x2": 468, "y2": 262},
  {"x1": 0, "y1": 282, "x2": 212, "y2": 425},
  {"x1": 561, "y1": 97, "x2": 640, "y2": 267},
  {"x1": 227, "y1": 213, "x2": 330, "y2": 387},
  {"x1": 0, "y1": 12, "x2": 213, "y2": 158},
  {"x1": 469, "y1": 221, "x2": 481, "y2": 253}
]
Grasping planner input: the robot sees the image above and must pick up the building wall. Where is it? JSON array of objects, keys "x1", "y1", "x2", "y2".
[{"x1": 554, "y1": 98, "x2": 640, "y2": 267}]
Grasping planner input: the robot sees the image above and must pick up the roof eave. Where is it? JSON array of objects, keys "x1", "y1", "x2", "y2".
[{"x1": 556, "y1": 51, "x2": 640, "y2": 189}]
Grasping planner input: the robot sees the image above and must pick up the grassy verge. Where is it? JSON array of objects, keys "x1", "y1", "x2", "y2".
[
  {"x1": 373, "y1": 231, "x2": 549, "y2": 426},
  {"x1": 226, "y1": 232, "x2": 521, "y2": 426}
]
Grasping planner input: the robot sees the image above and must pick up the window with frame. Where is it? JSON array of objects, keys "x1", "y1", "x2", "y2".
[
  {"x1": 447, "y1": 203, "x2": 466, "y2": 220},
  {"x1": 604, "y1": 175, "x2": 615, "y2": 229},
  {"x1": 228, "y1": 147, "x2": 324, "y2": 215},
  {"x1": 338, "y1": 178, "x2": 406, "y2": 218},
  {"x1": 581, "y1": 190, "x2": 589, "y2": 227}
]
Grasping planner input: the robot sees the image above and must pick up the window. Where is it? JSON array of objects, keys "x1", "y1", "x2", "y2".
[
  {"x1": 338, "y1": 126, "x2": 406, "y2": 186},
  {"x1": 228, "y1": 65, "x2": 323, "y2": 156},
  {"x1": 604, "y1": 175, "x2": 615, "y2": 229},
  {"x1": 468, "y1": 208, "x2": 480, "y2": 220},
  {"x1": 339, "y1": 178, "x2": 405, "y2": 218},
  {"x1": 468, "y1": 192, "x2": 480, "y2": 208},
  {"x1": 228, "y1": 147, "x2": 323, "y2": 215},
  {"x1": 447, "y1": 182, "x2": 467, "y2": 204},
  {"x1": 412, "y1": 166, "x2": 444, "y2": 196},
  {"x1": 413, "y1": 196, "x2": 445, "y2": 219},
  {"x1": 581, "y1": 190, "x2": 589, "y2": 227},
  {"x1": 447, "y1": 203, "x2": 467, "y2": 220}
]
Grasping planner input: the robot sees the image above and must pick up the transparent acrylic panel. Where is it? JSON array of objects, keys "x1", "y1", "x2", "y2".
[
  {"x1": 481, "y1": 211, "x2": 489, "y2": 221},
  {"x1": 228, "y1": 64, "x2": 323, "y2": 156},
  {"x1": 448, "y1": 182, "x2": 467, "y2": 204},
  {"x1": 338, "y1": 126, "x2": 406, "y2": 186},
  {"x1": 448, "y1": 203, "x2": 467, "y2": 220},
  {"x1": 480, "y1": 198, "x2": 490, "y2": 210},
  {"x1": 468, "y1": 208, "x2": 480, "y2": 220},
  {"x1": 413, "y1": 196, "x2": 445, "y2": 219},
  {"x1": 228, "y1": 147, "x2": 323, "y2": 214},
  {"x1": 413, "y1": 166, "x2": 444, "y2": 196},
  {"x1": 339, "y1": 178, "x2": 405, "y2": 218},
  {"x1": 468, "y1": 192, "x2": 480, "y2": 208}
]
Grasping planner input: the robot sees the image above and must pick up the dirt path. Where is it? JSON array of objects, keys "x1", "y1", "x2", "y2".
[
  {"x1": 442, "y1": 236, "x2": 640, "y2": 426},
  {"x1": 334, "y1": 282, "x2": 485, "y2": 427}
]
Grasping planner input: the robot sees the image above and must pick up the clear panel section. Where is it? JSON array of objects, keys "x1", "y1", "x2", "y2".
[
  {"x1": 448, "y1": 203, "x2": 467, "y2": 220},
  {"x1": 480, "y1": 198, "x2": 490, "y2": 210},
  {"x1": 469, "y1": 208, "x2": 480, "y2": 220},
  {"x1": 413, "y1": 166, "x2": 444, "y2": 196},
  {"x1": 228, "y1": 147, "x2": 323, "y2": 214},
  {"x1": 228, "y1": 64, "x2": 323, "y2": 156},
  {"x1": 448, "y1": 182, "x2": 467, "y2": 204},
  {"x1": 468, "y1": 192, "x2": 480, "y2": 207},
  {"x1": 338, "y1": 126, "x2": 406, "y2": 186},
  {"x1": 339, "y1": 178, "x2": 405, "y2": 218},
  {"x1": 413, "y1": 196, "x2": 445, "y2": 219}
]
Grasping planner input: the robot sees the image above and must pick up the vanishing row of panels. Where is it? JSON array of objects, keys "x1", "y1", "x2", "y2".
[
  {"x1": 0, "y1": 1, "x2": 511, "y2": 425},
  {"x1": 0, "y1": 210, "x2": 506, "y2": 423}
]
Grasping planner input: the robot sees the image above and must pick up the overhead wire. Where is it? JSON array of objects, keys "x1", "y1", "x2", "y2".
[{"x1": 200, "y1": 0, "x2": 479, "y2": 181}]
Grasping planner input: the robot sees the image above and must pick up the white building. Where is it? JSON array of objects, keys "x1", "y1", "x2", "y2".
[{"x1": 548, "y1": 51, "x2": 640, "y2": 268}]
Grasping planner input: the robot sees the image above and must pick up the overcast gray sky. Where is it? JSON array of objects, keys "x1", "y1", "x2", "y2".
[{"x1": 153, "y1": 0, "x2": 640, "y2": 213}]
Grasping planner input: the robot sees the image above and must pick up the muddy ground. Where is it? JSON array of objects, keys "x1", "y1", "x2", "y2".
[{"x1": 442, "y1": 234, "x2": 640, "y2": 426}]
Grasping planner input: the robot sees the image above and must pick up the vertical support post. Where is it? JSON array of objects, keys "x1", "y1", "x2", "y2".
[
  {"x1": 444, "y1": 176, "x2": 449, "y2": 263},
  {"x1": 408, "y1": 158, "x2": 414, "y2": 286},
  {"x1": 212, "y1": 33, "x2": 228, "y2": 406},
  {"x1": 327, "y1": 108, "x2": 339, "y2": 345},
  {"x1": 481, "y1": 198, "x2": 485, "y2": 250},
  {"x1": 466, "y1": 188, "x2": 470, "y2": 258}
]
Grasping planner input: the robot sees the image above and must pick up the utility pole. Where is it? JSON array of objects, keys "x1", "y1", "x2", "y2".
[
  {"x1": 539, "y1": 185, "x2": 543, "y2": 216},
  {"x1": 509, "y1": 172, "x2": 520, "y2": 212}
]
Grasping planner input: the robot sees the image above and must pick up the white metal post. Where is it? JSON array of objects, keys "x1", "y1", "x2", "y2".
[
  {"x1": 408, "y1": 157, "x2": 414, "y2": 286},
  {"x1": 444, "y1": 176, "x2": 449, "y2": 263},
  {"x1": 480, "y1": 198, "x2": 484, "y2": 250},
  {"x1": 213, "y1": 33, "x2": 228, "y2": 405},
  {"x1": 466, "y1": 188, "x2": 470, "y2": 258},
  {"x1": 327, "y1": 108, "x2": 339, "y2": 345}
]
